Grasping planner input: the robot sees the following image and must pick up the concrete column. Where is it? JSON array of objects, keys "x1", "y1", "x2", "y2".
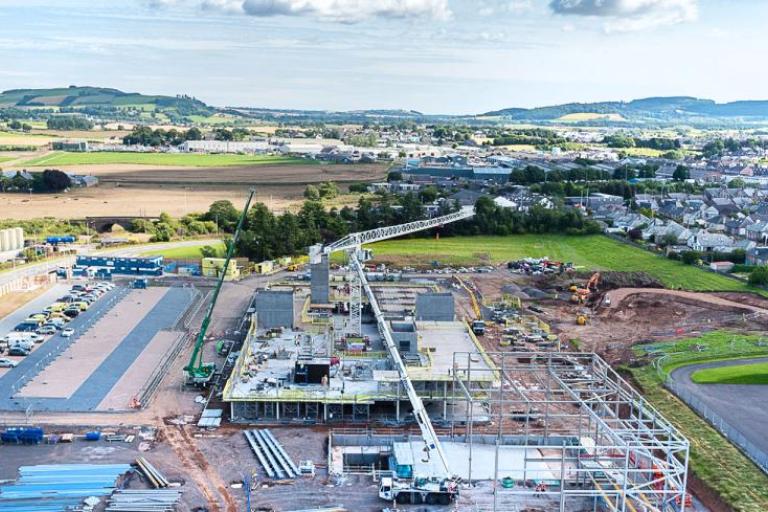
[{"x1": 311, "y1": 254, "x2": 330, "y2": 304}]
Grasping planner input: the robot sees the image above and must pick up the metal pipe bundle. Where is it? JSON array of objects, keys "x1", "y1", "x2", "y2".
[
  {"x1": 105, "y1": 489, "x2": 182, "y2": 512},
  {"x1": 135, "y1": 458, "x2": 169, "y2": 489},
  {"x1": 244, "y1": 429, "x2": 300, "y2": 479}
]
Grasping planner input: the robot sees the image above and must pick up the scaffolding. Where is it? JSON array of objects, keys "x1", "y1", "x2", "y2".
[{"x1": 451, "y1": 351, "x2": 690, "y2": 512}]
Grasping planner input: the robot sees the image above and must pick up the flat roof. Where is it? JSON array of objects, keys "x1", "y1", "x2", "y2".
[{"x1": 409, "y1": 321, "x2": 494, "y2": 382}]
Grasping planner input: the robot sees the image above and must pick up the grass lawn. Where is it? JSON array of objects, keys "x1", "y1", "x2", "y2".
[
  {"x1": 617, "y1": 146, "x2": 666, "y2": 157},
  {"x1": 139, "y1": 240, "x2": 226, "y2": 260},
  {"x1": 691, "y1": 362, "x2": 768, "y2": 385},
  {"x1": 628, "y1": 330, "x2": 768, "y2": 510},
  {"x1": 367, "y1": 234, "x2": 760, "y2": 292},
  {"x1": 23, "y1": 151, "x2": 313, "y2": 168},
  {"x1": 0, "y1": 155, "x2": 16, "y2": 164}
]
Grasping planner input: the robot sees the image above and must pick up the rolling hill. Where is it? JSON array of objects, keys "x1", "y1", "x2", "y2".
[
  {"x1": 483, "y1": 96, "x2": 768, "y2": 125},
  {"x1": 0, "y1": 86, "x2": 214, "y2": 124}
]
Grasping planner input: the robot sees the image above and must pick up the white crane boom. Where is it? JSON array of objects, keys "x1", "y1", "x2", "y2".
[
  {"x1": 322, "y1": 206, "x2": 475, "y2": 256},
  {"x1": 350, "y1": 253, "x2": 453, "y2": 477},
  {"x1": 310, "y1": 206, "x2": 475, "y2": 477}
]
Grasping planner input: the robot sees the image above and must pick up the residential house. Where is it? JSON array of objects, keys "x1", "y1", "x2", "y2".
[
  {"x1": 686, "y1": 231, "x2": 736, "y2": 252},
  {"x1": 747, "y1": 247, "x2": 768, "y2": 266}
]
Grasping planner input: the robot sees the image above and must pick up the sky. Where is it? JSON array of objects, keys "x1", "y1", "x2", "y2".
[{"x1": 0, "y1": 0, "x2": 767, "y2": 113}]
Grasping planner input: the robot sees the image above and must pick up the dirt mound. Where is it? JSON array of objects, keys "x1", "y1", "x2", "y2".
[
  {"x1": 591, "y1": 271, "x2": 663, "y2": 290},
  {"x1": 533, "y1": 271, "x2": 662, "y2": 293}
]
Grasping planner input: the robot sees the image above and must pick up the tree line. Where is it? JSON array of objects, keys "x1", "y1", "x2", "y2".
[
  {"x1": 603, "y1": 135, "x2": 681, "y2": 150},
  {"x1": 203, "y1": 195, "x2": 601, "y2": 262},
  {"x1": 47, "y1": 116, "x2": 93, "y2": 130},
  {"x1": 122, "y1": 126, "x2": 202, "y2": 146}
]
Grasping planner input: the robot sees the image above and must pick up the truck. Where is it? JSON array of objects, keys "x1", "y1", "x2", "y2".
[
  {"x1": 471, "y1": 320, "x2": 486, "y2": 336},
  {"x1": 379, "y1": 476, "x2": 458, "y2": 505}
]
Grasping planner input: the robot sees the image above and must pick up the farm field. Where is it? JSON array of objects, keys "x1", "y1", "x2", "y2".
[
  {"x1": 23, "y1": 151, "x2": 311, "y2": 168},
  {"x1": 367, "y1": 234, "x2": 759, "y2": 292},
  {"x1": 140, "y1": 240, "x2": 226, "y2": 259},
  {"x1": 0, "y1": 184, "x2": 297, "y2": 219},
  {"x1": 557, "y1": 112, "x2": 625, "y2": 122},
  {"x1": 691, "y1": 361, "x2": 768, "y2": 385},
  {"x1": 0, "y1": 130, "x2": 54, "y2": 147}
]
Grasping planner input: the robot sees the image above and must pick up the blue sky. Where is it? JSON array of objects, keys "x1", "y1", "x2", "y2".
[{"x1": 1, "y1": 0, "x2": 766, "y2": 113}]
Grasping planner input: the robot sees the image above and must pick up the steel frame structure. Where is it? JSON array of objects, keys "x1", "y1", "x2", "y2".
[{"x1": 451, "y1": 351, "x2": 690, "y2": 512}]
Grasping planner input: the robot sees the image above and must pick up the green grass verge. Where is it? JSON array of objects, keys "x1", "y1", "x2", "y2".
[
  {"x1": 691, "y1": 362, "x2": 768, "y2": 385},
  {"x1": 629, "y1": 331, "x2": 768, "y2": 510},
  {"x1": 23, "y1": 151, "x2": 312, "y2": 168},
  {"x1": 367, "y1": 234, "x2": 761, "y2": 292},
  {"x1": 139, "y1": 241, "x2": 226, "y2": 259},
  {"x1": 630, "y1": 364, "x2": 768, "y2": 511}
]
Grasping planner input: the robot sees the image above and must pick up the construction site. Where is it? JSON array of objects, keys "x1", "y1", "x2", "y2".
[{"x1": 7, "y1": 194, "x2": 768, "y2": 511}]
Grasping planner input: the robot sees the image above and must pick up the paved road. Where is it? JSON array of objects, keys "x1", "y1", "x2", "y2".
[{"x1": 670, "y1": 357, "x2": 768, "y2": 455}]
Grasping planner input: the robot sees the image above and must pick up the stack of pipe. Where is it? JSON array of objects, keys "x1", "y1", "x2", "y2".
[
  {"x1": 105, "y1": 489, "x2": 182, "y2": 512},
  {"x1": 135, "y1": 458, "x2": 169, "y2": 489},
  {"x1": 243, "y1": 429, "x2": 300, "y2": 479}
]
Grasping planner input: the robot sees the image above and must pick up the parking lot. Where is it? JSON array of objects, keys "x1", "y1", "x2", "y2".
[{"x1": 0, "y1": 282, "x2": 197, "y2": 412}]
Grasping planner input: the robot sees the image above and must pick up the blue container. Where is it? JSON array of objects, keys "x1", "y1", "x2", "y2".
[
  {"x1": 84, "y1": 431, "x2": 101, "y2": 441},
  {"x1": 1, "y1": 427, "x2": 44, "y2": 444},
  {"x1": 47, "y1": 235, "x2": 76, "y2": 245}
]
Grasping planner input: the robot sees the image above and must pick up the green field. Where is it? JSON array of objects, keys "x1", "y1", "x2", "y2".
[
  {"x1": 24, "y1": 151, "x2": 312, "y2": 168},
  {"x1": 139, "y1": 241, "x2": 226, "y2": 259},
  {"x1": 691, "y1": 362, "x2": 768, "y2": 385},
  {"x1": 557, "y1": 112, "x2": 625, "y2": 122},
  {"x1": 367, "y1": 234, "x2": 759, "y2": 292},
  {"x1": 630, "y1": 331, "x2": 768, "y2": 510}
]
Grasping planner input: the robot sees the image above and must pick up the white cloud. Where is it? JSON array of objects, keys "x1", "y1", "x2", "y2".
[
  {"x1": 549, "y1": 0, "x2": 698, "y2": 32},
  {"x1": 186, "y1": 0, "x2": 452, "y2": 22},
  {"x1": 478, "y1": 0, "x2": 533, "y2": 16}
]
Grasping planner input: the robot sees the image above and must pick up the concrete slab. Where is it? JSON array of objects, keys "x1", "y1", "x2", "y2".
[
  {"x1": 18, "y1": 288, "x2": 168, "y2": 399},
  {"x1": 96, "y1": 330, "x2": 183, "y2": 411}
]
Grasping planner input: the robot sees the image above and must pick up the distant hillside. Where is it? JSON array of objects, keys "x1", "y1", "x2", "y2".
[
  {"x1": 0, "y1": 86, "x2": 214, "y2": 124},
  {"x1": 483, "y1": 96, "x2": 768, "y2": 126}
]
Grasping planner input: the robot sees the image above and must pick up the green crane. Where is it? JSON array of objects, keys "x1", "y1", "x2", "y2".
[{"x1": 184, "y1": 189, "x2": 255, "y2": 386}]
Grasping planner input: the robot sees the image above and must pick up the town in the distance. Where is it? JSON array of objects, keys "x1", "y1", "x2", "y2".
[{"x1": 1, "y1": 1, "x2": 768, "y2": 511}]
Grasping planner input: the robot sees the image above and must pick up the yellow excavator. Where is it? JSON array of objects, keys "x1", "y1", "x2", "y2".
[{"x1": 569, "y1": 272, "x2": 601, "y2": 304}]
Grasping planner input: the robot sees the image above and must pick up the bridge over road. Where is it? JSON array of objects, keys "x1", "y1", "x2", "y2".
[{"x1": 82, "y1": 216, "x2": 160, "y2": 232}]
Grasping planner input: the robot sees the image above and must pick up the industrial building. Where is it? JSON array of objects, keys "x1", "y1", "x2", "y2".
[
  {"x1": 0, "y1": 227, "x2": 24, "y2": 262},
  {"x1": 74, "y1": 255, "x2": 163, "y2": 278}
]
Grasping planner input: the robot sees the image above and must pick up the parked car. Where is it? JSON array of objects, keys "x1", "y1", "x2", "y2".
[
  {"x1": 61, "y1": 328, "x2": 75, "y2": 338},
  {"x1": 63, "y1": 309, "x2": 80, "y2": 319},
  {"x1": 8, "y1": 346, "x2": 30, "y2": 356},
  {"x1": 0, "y1": 358, "x2": 18, "y2": 368},
  {"x1": 36, "y1": 325, "x2": 57, "y2": 336}
]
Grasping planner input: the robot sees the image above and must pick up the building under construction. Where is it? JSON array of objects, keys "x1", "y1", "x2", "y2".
[{"x1": 220, "y1": 208, "x2": 690, "y2": 511}]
